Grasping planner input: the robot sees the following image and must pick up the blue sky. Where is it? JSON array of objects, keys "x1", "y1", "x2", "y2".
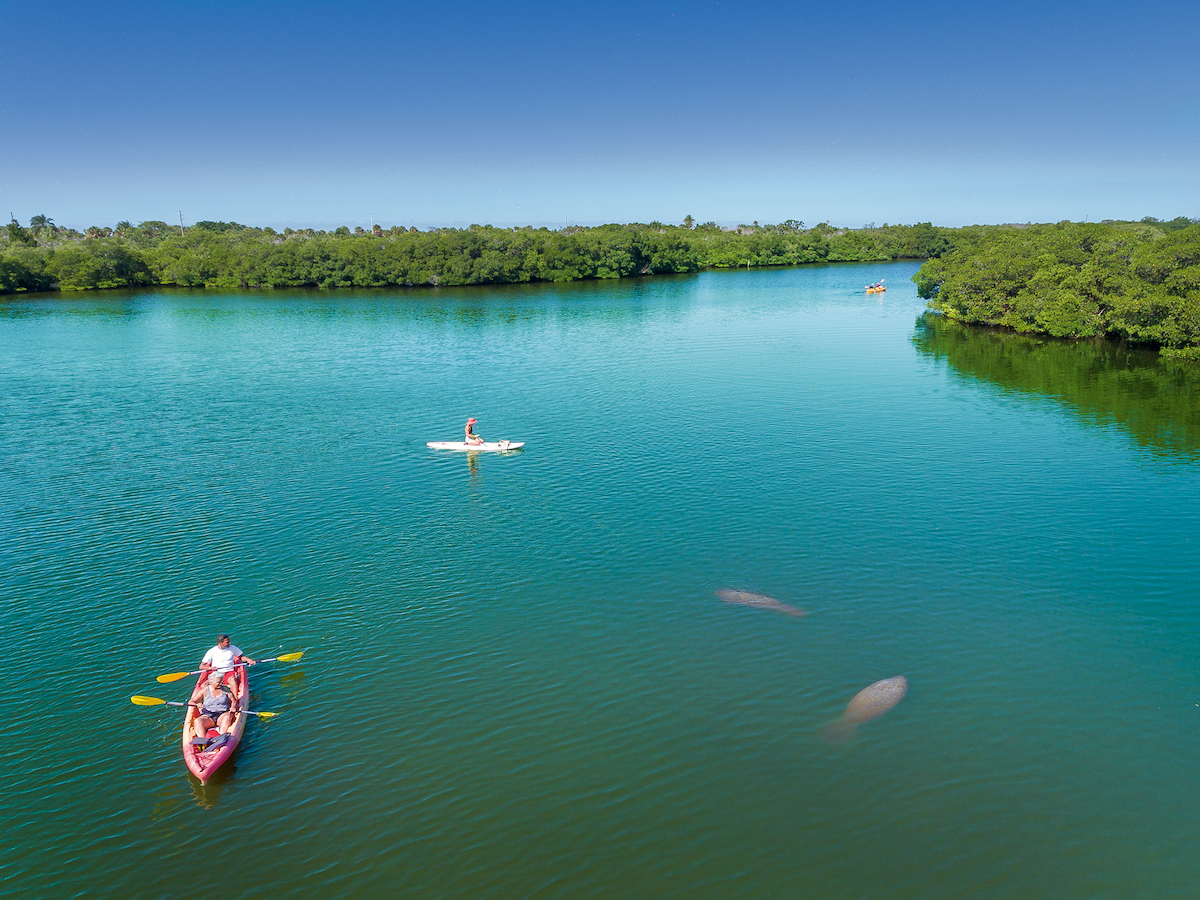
[{"x1": 3, "y1": 0, "x2": 1196, "y2": 230}]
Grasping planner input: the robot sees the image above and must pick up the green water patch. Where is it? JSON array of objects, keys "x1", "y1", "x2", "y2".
[{"x1": 913, "y1": 311, "x2": 1200, "y2": 460}]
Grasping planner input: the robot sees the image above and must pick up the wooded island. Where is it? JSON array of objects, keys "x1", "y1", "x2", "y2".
[{"x1": 912, "y1": 220, "x2": 1200, "y2": 359}]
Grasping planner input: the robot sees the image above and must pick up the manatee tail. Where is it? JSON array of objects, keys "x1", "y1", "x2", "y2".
[{"x1": 819, "y1": 719, "x2": 857, "y2": 745}]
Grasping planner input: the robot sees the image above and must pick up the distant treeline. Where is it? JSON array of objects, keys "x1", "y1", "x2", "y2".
[
  {"x1": 913, "y1": 219, "x2": 1200, "y2": 358},
  {"x1": 1, "y1": 217, "x2": 954, "y2": 295}
]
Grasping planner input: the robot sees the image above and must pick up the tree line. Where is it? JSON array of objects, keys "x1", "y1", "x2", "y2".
[
  {"x1": 0, "y1": 217, "x2": 953, "y2": 295},
  {"x1": 912, "y1": 220, "x2": 1200, "y2": 358},
  {"x1": 7, "y1": 214, "x2": 1196, "y2": 358}
]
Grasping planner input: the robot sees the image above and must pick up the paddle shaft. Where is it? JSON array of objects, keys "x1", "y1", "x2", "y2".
[
  {"x1": 134, "y1": 697, "x2": 275, "y2": 717},
  {"x1": 156, "y1": 651, "x2": 302, "y2": 683},
  {"x1": 158, "y1": 661, "x2": 252, "y2": 683}
]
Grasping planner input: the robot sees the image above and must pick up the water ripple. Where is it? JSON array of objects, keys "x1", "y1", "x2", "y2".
[{"x1": 3, "y1": 267, "x2": 1200, "y2": 899}]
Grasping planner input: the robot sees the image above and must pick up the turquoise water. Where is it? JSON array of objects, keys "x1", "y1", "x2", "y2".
[{"x1": 2, "y1": 263, "x2": 1199, "y2": 899}]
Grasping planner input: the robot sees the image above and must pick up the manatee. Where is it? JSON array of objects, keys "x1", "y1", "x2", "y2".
[
  {"x1": 716, "y1": 589, "x2": 805, "y2": 617},
  {"x1": 820, "y1": 676, "x2": 908, "y2": 744}
]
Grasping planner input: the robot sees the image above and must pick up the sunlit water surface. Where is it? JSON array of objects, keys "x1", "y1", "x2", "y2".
[{"x1": 2, "y1": 263, "x2": 1199, "y2": 899}]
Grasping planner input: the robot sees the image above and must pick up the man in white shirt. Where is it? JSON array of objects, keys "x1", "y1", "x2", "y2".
[{"x1": 200, "y1": 634, "x2": 256, "y2": 674}]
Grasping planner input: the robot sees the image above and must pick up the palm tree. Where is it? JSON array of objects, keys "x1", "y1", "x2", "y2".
[
  {"x1": 683, "y1": 215, "x2": 695, "y2": 229},
  {"x1": 115, "y1": 221, "x2": 133, "y2": 237},
  {"x1": 30, "y1": 214, "x2": 54, "y2": 229}
]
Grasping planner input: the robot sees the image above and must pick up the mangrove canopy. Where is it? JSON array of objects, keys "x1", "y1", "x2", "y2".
[{"x1": 912, "y1": 221, "x2": 1200, "y2": 358}]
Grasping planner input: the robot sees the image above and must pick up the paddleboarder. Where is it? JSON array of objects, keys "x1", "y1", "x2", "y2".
[{"x1": 465, "y1": 417, "x2": 484, "y2": 446}]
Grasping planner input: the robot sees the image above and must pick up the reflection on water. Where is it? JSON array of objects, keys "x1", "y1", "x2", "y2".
[
  {"x1": 188, "y1": 764, "x2": 235, "y2": 809},
  {"x1": 279, "y1": 670, "x2": 307, "y2": 693},
  {"x1": 150, "y1": 785, "x2": 189, "y2": 829},
  {"x1": 0, "y1": 275, "x2": 699, "y2": 330},
  {"x1": 913, "y1": 312, "x2": 1200, "y2": 459},
  {"x1": 277, "y1": 670, "x2": 309, "y2": 716}
]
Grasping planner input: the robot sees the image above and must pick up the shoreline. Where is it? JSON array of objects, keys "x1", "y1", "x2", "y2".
[{"x1": 0, "y1": 256, "x2": 920, "y2": 301}]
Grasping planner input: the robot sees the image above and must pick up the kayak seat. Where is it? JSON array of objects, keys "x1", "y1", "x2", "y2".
[{"x1": 190, "y1": 727, "x2": 222, "y2": 748}]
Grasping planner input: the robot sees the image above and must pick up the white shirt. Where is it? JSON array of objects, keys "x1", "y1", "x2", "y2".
[{"x1": 202, "y1": 643, "x2": 243, "y2": 672}]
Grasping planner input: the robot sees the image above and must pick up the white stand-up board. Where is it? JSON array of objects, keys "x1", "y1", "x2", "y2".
[{"x1": 426, "y1": 441, "x2": 525, "y2": 452}]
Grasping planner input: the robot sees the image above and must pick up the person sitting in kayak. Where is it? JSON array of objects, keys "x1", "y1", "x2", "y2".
[
  {"x1": 465, "y1": 417, "x2": 484, "y2": 446},
  {"x1": 200, "y1": 634, "x2": 255, "y2": 682},
  {"x1": 189, "y1": 670, "x2": 239, "y2": 741}
]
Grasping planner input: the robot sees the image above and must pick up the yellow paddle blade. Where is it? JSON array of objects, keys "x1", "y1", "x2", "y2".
[
  {"x1": 276, "y1": 652, "x2": 303, "y2": 663},
  {"x1": 131, "y1": 695, "x2": 167, "y2": 706},
  {"x1": 253, "y1": 710, "x2": 279, "y2": 719},
  {"x1": 156, "y1": 671, "x2": 193, "y2": 684}
]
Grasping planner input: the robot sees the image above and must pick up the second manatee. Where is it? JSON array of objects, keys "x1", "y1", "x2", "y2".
[{"x1": 820, "y1": 676, "x2": 908, "y2": 744}]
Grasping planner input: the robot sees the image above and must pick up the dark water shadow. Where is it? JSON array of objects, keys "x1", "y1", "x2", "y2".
[
  {"x1": 913, "y1": 313, "x2": 1200, "y2": 461},
  {"x1": 188, "y1": 760, "x2": 237, "y2": 809},
  {"x1": 0, "y1": 275, "x2": 702, "y2": 329}
]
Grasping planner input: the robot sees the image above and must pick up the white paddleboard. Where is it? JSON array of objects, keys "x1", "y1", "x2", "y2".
[{"x1": 426, "y1": 441, "x2": 525, "y2": 452}]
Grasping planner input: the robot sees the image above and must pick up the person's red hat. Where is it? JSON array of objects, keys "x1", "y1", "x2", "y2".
[{"x1": 466, "y1": 418, "x2": 476, "y2": 423}]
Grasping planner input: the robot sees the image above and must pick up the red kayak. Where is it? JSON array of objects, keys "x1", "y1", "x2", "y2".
[{"x1": 182, "y1": 667, "x2": 248, "y2": 783}]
